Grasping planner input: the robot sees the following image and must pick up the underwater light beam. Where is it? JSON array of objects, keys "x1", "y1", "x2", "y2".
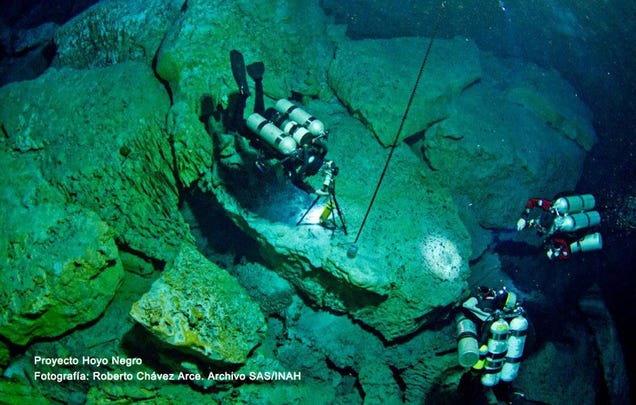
[{"x1": 421, "y1": 235, "x2": 462, "y2": 281}]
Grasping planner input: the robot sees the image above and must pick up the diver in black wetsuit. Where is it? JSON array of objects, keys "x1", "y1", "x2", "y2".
[
  {"x1": 227, "y1": 49, "x2": 333, "y2": 196},
  {"x1": 515, "y1": 194, "x2": 603, "y2": 260}
]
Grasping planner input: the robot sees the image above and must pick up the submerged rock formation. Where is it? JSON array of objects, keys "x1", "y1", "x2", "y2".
[
  {"x1": 152, "y1": 0, "x2": 472, "y2": 341},
  {"x1": 0, "y1": 153, "x2": 123, "y2": 345},
  {"x1": 0, "y1": 60, "x2": 191, "y2": 262},
  {"x1": 328, "y1": 37, "x2": 595, "y2": 230},
  {"x1": 579, "y1": 285, "x2": 630, "y2": 404},
  {"x1": 130, "y1": 244, "x2": 266, "y2": 364},
  {"x1": 0, "y1": 0, "x2": 608, "y2": 403},
  {"x1": 208, "y1": 97, "x2": 471, "y2": 341},
  {"x1": 421, "y1": 55, "x2": 592, "y2": 228},
  {"x1": 328, "y1": 36, "x2": 482, "y2": 146},
  {"x1": 155, "y1": 0, "x2": 335, "y2": 109},
  {"x1": 53, "y1": 0, "x2": 185, "y2": 69}
]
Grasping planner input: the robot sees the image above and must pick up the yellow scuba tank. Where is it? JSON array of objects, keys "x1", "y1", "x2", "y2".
[{"x1": 320, "y1": 201, "x2": 334, "y2": 224}]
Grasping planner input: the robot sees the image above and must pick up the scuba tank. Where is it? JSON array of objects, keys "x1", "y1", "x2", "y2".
[
  {"x1": 274, "y1": 99, "x2": 326, "y2": 136},
  {"x1": 456, "y1": 314, "x2": 480, "y2": 368},
  {"x1": 319, "y1": 200, "x2": 335, "y2": 224},
  {"x1": 570, "y1": 232, "x2": 603, "y2": 253},
  {"x1": 552, "y1": 194, "x2": 595, "y2": 215},
  {"x1": 269, "y1": 111, "x2": 314, "y2": 146},
  {"x1": 500, "y1": 315, "x2": 528, "y2": 382},
  {"x1": 552, "y1": 210, "x2": 601, "y2": 233},
  {"x1": 472, "y1": 345, "x2": 488, "y2": 374},
  {"x1": 246, "y1": 113, "x2": 298, "y2": 155},
  {"x1": 481, "y1": 318, "x2": 509, "y2": 387}
]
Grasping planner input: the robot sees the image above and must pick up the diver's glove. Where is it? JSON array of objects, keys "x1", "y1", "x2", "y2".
[
  {"x1": 516, "y1": 218, "x2": 527, "y2": 231},
  {"x1": 315, "y1": 189, "x2": 329, "y2": 196}
]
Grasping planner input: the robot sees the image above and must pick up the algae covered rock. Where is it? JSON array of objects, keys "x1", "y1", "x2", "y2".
[
  {"x1": 328, "y1": 36, "x2": 481, "y2": 146},
  {"x1": 53, "y1": 0, "x2": 186, "y2": 69},
  {"x1": 0, "y1": 61, "x2": 191, "y2": 262},
  {"x1": 130, "y1": 244, "x2": 266, "y2": 364},
  {"x1": 0, "y1": 379, "x2": 51, "y2": 405},
  {"x1": 166, "y1": 101, "x2": 213, "y2": 188},
  {"x1": 0, "y1": 153, "x2": 123, "y2": 346}
]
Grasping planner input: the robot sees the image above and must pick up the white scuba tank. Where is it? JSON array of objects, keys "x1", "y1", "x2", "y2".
[
  {"x1": 552, "y1": 194, "x2": 595, "y2": 215},
  {"x1": 481, "y1": 318, "x2": 509, "y2": 387},
  {"x1": 275, "y1": 99, "x2": 326, "y2": 136},
  {"x1": 271, "y1": 112, "x2": 314, "y2": 146},
  {"x1": 456, "y1": 314, "x2": 480, "y2": 368},
  {"x1": 246, "y1": 113, "x2": 297, "y2": 155},
  {"x1": 570, "y1": 232, "x2": 603, "y2": 253},
  {"x1": 500, "y1": 315, "x2": 528, "y2": 382},
  {"x1": 553, "y1": 211, "x2": 601, "y2": 233}
]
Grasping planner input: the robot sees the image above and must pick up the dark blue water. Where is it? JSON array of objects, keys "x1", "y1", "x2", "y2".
[{"x1": 322, "y1": 0, "x2": 636, "y2": 401}]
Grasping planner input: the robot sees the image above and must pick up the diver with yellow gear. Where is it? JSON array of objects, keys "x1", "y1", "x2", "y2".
[{"x1": 455, "y1": 286, "x2": 535, "y2": 403}]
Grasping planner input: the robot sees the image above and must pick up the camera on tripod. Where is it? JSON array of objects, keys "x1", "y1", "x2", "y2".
[{"x1": 296, "y1": 159, "x2": 347, "y2": 234}]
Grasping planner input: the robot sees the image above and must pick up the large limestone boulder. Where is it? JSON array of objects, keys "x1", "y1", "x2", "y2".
[
  {"x1": 209, "y1": 98, "x2": 472, "y2": 340},
  {"x1": 419, "y1": 56, "x2": 590, "y2": 228},
  {"x1": 497, "y1": 58, "x2": 597, "y2": 153},
  {"x1": 0, "y1": 61, "x2": 190, "y2": 262},
  {"x1": 130, "y1": 244, "x2": 266, "y2": 364},
  {"x1": 328, "y1": 36, "x2": 595, "y2": 231},
  {"x1": 0, "y1": 153, "x2": 123, "y2": 345},
  {"x1": 53, "y1": 0, "x2": 185, "y2": 69},
  {"x1": 328, "y1": 37, "x2": 482, "y2": 146}
]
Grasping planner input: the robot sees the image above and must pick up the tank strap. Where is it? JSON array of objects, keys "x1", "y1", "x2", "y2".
[{"x1": 457, "y1": 330, "x2": 478, "y2": 341}]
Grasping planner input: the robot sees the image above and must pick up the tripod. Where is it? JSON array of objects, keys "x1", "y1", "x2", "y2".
[{"x1": 296, "y1": 167, "x2": 347, "y2": 235}]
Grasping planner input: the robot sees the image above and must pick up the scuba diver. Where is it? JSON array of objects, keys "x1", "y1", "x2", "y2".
[
  {"x1": 515, "y1": 194, "x2": 603, "y2": 260},
  {"x1": 456, "y1": 286, "x2": 533, "y2": 402},
  {"x1": 227, "y1": 50, "x2": 333, "y2": 196}
]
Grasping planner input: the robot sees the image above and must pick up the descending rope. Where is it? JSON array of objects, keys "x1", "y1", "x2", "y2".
[{"x1": 351, "y1": 2, "x2": 446, "y2": 252}]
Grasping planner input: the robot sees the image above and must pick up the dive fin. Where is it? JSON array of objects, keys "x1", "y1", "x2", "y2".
[
  {"x1": 248, "y1": 61, "x2": 265, "y2": 114},
  {"x1": 230, "y1": 50, "x2": 250, "y2": 96},
  {"x1": 246, "y1": 61, "x2": 265, "y2": 81}
]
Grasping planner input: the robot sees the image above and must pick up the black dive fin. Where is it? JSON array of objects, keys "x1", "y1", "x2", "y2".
[
  {"x1": 230, "y1": 50, "x2": 250, "y2": 96},
  {"x1": 247, "y1": 61, "x2": 265, "y2": 114},
  {"x1": 246, "y1": 61, "x2": 264, "y2": 81}
]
